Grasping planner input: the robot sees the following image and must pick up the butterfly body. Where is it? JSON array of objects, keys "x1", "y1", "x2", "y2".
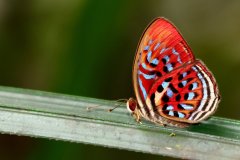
[{"x1": 127, "y1": 18, "x2": 220, "y2": 127}]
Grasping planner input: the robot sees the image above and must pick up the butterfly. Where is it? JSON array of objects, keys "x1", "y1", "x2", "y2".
[{"x1": 127, "y1": 17, "x2": 221, "y2": 128}]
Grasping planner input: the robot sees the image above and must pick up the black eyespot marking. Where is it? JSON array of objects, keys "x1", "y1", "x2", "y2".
[
  {"x1": 188, "y1": 84, "x2": 193, "y2": 90},
  {"x1": 162, "y1": 58, "x2": 167, "y2": 64},
  {"x1": 156, "y1": 71, "x2": 162, "y2": 77},
  {"x1": 150, "y1": 63, "x2": 157, "y2": 67},
  {"x1": 162, "y1": 95, "x2": 169, "y2": 102},
  {"x1": 162, "y1": 104, "x2": 168, "y2": 110},
  {"x1": 173, "y1": 111, "x2": 179, "y2": 117},
  {"x1": 176, "y1": 94, "x2": 181, "y2": 101},
  {"x1": 163, "y1": 66, "x2": 168, "y2": 72},
  {"x1": 177, "y1": 104, "x2": 184, "y2": 110},
  {"x1": 184, "y1": 93, "x2": 189, "y2": 100},
  {"x1": 169, "y1": 84, "x2": 178, "y2": 93},
  {"x1": 165, "y1": 77, "x2": 173, "y2": 82},
  {"x1": 178, "y1": 74, "x2": 184, "y2": 81},
  {"x1": 150, "y1": 93, "x2": 155, "y2": 106},
  {"x1": 157, "y1": 85, "x2": 164, "y2": 93},
  {"x1": 178, "y1": 83, "x2": 184, "y2": 88}
]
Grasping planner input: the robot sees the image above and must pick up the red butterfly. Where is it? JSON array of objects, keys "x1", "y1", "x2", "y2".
[{"x1": 127, "y1": 18, "x2": 221, "y2": 127}]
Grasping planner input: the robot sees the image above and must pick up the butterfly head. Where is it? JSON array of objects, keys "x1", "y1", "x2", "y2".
[{"x1": 126, "y1": 97, "x2": 137, "y2": 113}]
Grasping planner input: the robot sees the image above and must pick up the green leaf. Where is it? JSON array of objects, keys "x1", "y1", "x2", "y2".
[{"x1": 0, "y1": 86, "x2": 239, "y2": 159}]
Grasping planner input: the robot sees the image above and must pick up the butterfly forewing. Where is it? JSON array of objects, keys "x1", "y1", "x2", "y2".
[
  {"x1": 132, "y1": 17, "x2": 220, "y2": 125},
  {"x1": 133, "y1": 18, "x2": 195, "y2": 116}
]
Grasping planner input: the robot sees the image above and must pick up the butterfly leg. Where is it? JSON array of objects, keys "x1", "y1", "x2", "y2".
[
  {"x1": 156, "y1": 120, "x2": 188, "y2": 128},
  {"x1": 131, "y1": 110, "x2": 142, "y2": 124},
  {"x1": 153, "y1": 120, "x2": 167, "y2": 127}
]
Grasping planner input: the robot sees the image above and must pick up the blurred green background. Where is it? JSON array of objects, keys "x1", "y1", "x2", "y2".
[{"x1": 0, "y1": 0, "x2": 239, "y2": 159}]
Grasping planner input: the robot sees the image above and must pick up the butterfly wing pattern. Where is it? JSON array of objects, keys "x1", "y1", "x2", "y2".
[{"x1": 132, "y1": 18, "x2": 220, "y2": 127}]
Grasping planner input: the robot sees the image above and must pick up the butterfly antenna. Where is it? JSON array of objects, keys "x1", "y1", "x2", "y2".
[
  {"x1": 108, "y1": 98, "x2": 128, "y2": 112},
  {"x1": 86, "y1": 105, "x2": 101, "y2": 111},
  {"x1": 114, "y1": 99, "x2": 128, "y2": 102},
  {"x1": 108, "y1": 105, "x2": 119, "y2": 112},
  {"x1": 87, "y1": 99, "x2": 128, "y2": 112}
]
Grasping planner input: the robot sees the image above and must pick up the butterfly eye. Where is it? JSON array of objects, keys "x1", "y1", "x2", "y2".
[{"x1": 126, "y1": 98, "x2": 137, "y2": 112}]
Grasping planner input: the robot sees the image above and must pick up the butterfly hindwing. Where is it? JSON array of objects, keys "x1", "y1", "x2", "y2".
[{"x1": 147, "y1": 60, "x2": 220, "y2": 123}]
